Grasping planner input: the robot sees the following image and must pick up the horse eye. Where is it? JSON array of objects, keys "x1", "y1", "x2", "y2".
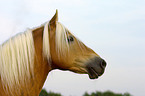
[{"x1": 67, "y1": 36, "x2": 74, "y2": 42}]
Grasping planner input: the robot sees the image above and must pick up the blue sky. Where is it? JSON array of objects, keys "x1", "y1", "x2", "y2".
[{"x1": 0, "y1": 0, "x2": 145, "y2": 96}]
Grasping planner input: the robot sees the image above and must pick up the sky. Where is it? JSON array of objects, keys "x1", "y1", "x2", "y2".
[{"x1": 0, "y1": 0, "x2": 145, "y2": 96}]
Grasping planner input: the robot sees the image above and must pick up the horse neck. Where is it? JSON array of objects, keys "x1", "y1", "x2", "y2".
[
  {"x1": 0, "y1": 27, "x2": 52, "y2": 96},
  {"x1": 30, "y1": 27, "x2": 52, "y2": 95}
]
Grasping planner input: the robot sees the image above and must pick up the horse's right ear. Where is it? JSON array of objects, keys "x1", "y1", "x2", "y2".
[{"x1": 49, "y1": 10, "x2": 58, "y2": 25}]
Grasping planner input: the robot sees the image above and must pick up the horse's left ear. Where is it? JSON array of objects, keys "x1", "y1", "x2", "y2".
[{"x1": 49, "y1": 10, "x2": 58, "y2": 25}]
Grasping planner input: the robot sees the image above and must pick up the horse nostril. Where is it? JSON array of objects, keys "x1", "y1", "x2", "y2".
[{"x1": 100, "y1": 59, "x2": 107, "y2": 69}]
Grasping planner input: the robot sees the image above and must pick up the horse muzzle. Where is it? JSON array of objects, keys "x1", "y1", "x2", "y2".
[{"x1": 86, "y1": 57, "x2": 107, "y2": 79}]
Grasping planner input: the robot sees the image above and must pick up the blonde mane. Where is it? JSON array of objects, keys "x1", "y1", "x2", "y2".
[
  {"x1": 55, "y1": 22, "x2": 70, "y2": 56},
  {"x1": 0, "y1": 29, "x2": 35, "y2": 93},
  {"x1": 0, "y1": 21, "x2": 70, "y2": 94},
  {"x1": 43, "y1": 22, "x2": 51, "y2": 62},
  {"x1": 43, "y1": 21, "x2": 70, "y2": 60}
]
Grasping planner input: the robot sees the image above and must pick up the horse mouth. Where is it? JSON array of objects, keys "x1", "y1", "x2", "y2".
[{"x1": 87, "y1": 67, "x2": 101, "y2": 79}]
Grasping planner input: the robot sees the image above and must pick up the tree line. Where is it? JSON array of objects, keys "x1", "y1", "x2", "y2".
[{"x1": 39, "y1": 89, "x2": 132, "y2": 96}]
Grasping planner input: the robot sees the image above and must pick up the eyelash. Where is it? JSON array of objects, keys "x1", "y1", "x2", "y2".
[{"x1": 67, "y1": 36, "x2": 74, "y2": 43}]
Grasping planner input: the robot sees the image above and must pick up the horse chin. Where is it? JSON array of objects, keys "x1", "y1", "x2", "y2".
[
  {"x1": 88, "y1": 73, "x2": 99, "y2": 79},
  {"x1": 87, "y1": 67, "x2": 103, "y2": 79}
]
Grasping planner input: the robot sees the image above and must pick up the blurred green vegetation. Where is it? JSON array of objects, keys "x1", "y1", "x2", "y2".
[
  {"x1": 83, "y1": 90, "x2": 132, "y2": 96},
  {"x1": 39, "y1": 89, "x2": 132, "y2": 96},
  {"x1": 39, "y1": 89, "x2": 61, "y2": 96}
]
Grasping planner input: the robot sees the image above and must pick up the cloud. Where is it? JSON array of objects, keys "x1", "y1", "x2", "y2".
[
  {"x1": 0, "y1": 15, "x2": 16, "y2": 44},
  {"x1": 94, "y1": 8, "x2": 145, "y2": 24}
]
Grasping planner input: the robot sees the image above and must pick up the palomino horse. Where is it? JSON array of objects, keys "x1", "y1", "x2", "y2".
[{"x1": 0, "y1": 10, "x2": 106, "y2": 96}]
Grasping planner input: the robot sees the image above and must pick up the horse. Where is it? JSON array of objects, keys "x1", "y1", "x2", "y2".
[{"x1": 0, "y1": 10, "x2": 107, "y2": 96}]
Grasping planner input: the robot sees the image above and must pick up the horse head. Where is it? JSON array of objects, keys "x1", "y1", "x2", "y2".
[{"x1": 48, "y1": 10, "x2": 107, "y2": 79}]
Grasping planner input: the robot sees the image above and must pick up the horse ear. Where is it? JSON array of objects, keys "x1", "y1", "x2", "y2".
[{"x1": 49, "y1": 10, "x2": 58, "y2": 25}]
